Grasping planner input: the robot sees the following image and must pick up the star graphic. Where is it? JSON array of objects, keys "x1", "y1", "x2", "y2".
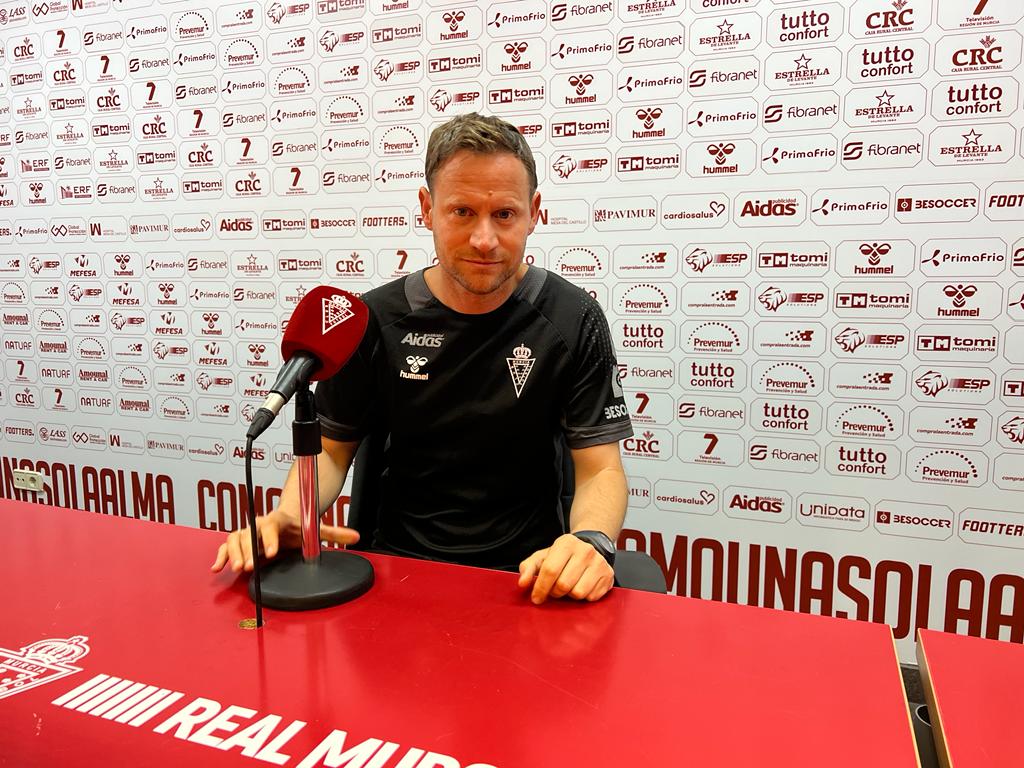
[
  {"x1": 876, "y1": 90, "x2": 895, "y2": 107},
  {"x1": 794, "y1": 54, "x2": 811, "y2": 70},
  {"x1": 963, "y1": 129, "x2": 982, "y2": 146},
  {"x1": 717, "y1": 19, "x2": 733, "y2": 35},
  {"x1": 246, "y1": 254, "x2": 258, "y2": 267}
]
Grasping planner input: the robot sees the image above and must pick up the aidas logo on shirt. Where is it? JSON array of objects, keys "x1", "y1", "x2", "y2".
[
  {"x1": 507, "y1": 342, "x2": 536, "y2": 398},
  {"x1": 402, "y1": 332, "x2": 444, "y2": 348}
]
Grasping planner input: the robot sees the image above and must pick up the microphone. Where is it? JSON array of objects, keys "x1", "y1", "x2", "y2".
[{"x1": 246, "y1": 286, "x2": 369, "y2": 440}]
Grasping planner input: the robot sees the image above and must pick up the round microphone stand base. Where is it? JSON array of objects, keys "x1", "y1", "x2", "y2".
[{"x1": 249, "y1": 550, "x2": 374, "y2": 611}]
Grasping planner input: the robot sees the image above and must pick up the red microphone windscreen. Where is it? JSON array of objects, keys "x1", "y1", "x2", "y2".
[{"x1": 280, "y1": 286, "x2": 369, "y2": 381}]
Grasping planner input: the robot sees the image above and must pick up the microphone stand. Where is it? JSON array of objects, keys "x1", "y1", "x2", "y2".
[{"x1": 249, "y1": 383, "x2": 374, "y2": 611}]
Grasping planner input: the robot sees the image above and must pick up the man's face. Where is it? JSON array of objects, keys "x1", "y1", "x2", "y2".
[{"x1": 419, "y1": 149, "x2": 541, "y2": 310}]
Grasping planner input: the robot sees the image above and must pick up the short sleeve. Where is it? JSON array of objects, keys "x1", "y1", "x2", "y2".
[
  {"x1": 313, "y1": 313, "x2": 380, "y2": 442},
  {"x1": 561, "y1": 298, "x2": 633, "y2": 449}
]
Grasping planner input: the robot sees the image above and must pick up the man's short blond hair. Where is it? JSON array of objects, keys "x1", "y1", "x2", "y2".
[{"x1": 424, "y1": 113, "x2": 538, "y2": 194}]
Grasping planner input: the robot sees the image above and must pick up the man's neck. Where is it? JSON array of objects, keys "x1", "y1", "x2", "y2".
[{"x1": 423, "y1": 263, "x2": 529, "y2": 315}]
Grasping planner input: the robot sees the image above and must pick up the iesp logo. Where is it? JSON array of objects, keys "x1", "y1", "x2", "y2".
[
  {"x1": 832, "y1": 324, "x2": 909, "y2": 359},
  {"x1": 912, "y1": 366, "x2": 994, "y2": 404},
  {"x1": 681, "y1": 243, "x2": 750, "y2": 277},
  {"x1": 755, "y1": 284, "x2": 827, "y2": 316}
]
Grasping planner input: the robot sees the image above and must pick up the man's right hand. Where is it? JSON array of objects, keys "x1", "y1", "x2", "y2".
[{"x1": 210, "y1": 509, "x2": 360, "y2": 574}]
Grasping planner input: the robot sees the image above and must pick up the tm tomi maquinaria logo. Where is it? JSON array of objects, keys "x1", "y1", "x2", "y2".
[
  {"x1": 507, "y1": 343, "x2": 535, "y2": 398},
  {"x1": 322, "y1": 293, "x2": 353, "y2": 333}
]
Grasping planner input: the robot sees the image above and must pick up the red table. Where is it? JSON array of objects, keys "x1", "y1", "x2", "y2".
[
  {"x1": 2, "y1": 500, "x2": 920, "y2": 767},
  {"x1": 917, "y1": 628, "x2": 1024, "y2": 768}
]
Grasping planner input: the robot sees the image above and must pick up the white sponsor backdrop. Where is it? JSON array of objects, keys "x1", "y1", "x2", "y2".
[{"x1": 0, "y1": 0, "x2": 1022, "y2": 661}]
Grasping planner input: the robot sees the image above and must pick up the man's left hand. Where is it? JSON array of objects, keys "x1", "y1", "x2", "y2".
[{"x1": 518, "y1": 533, "x2": 614, "y2": 604}]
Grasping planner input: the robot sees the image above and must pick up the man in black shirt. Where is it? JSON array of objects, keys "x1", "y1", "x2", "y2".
[{"x1": 213, "y1": 113, "x2": 632, "y2": 604}]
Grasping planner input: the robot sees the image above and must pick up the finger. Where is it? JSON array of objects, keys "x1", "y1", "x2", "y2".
[
  {"x1": 586, "y1": 573, "x2": 615, "y2": 602},
  {"x1": 549, "y1": 550, "x2": 590, "y2": 599},
  {"x1": 211, "y1": 543, "x2": 229, "y2": 572},
  {"x1": 320, "y1": 525, "x2": 360, "y2": 548},
  {"x1": 260, "y1": 516, "x2": 280, "y2": 559},
  {"x1": 517, "y1": 550, "x2": 545, "y2": 589},
  {"x1": 565, "y1": 563, "x2": 604, "y2": 601},
  {"x1": 225, "y1": 531, "x2": 247, "y2": 573},
  {"x1": 531, "y1": 545, "x2": 573, "y2": 604}
]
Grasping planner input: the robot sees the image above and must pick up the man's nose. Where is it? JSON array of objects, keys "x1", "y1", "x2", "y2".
[{"x1": 469, "y1": 216, "x2": 499, "y2": 252}]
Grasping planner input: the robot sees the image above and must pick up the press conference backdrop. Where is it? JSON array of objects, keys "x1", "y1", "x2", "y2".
[{"x1": 0, "y1": 0, "x2": 1022, "y2": 661}]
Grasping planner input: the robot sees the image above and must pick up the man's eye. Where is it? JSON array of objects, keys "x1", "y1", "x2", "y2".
[
  {"x1": 495, "y1": 210, "x2": 513, "y2": 220},
  {"x1": 453, "y1": 208, "x2": 470, "y2": 216}
]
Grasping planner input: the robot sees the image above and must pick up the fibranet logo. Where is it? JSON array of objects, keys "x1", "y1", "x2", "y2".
[
  {"x1": 833, "y1": 324, "x2": 908, "y2": 358},
  {"x1": 766, "y1": 4, "x2": 842, "y2": 46},
  {"x1": 690, "y1": 13, "x2": 759, "y2": 56},
  {"x1": 751, "y1": 358, "x2": 821, "y2": 397},
  {"x1": 841, "y1": 128, "x2": 923, "y2": 169},
  {"x1": 747, "y1": 435, "x2": 820, "y2": 473},
  {"x1": 827, "y1": 401, "x2": 901, "y2": 440},
  {"x1": 616, "y1": 23, "x2": 685, "y2": 64},
  {"x1": 687, "y1": 55, "x2": 759, "y2": 96},
  {"x1": 848, "y1": 39, "x2": 928, "y2": 83},
  {"x1": 550, "y1": 1, "x2": 613, "y2": 28},
  {"x1": 934, "y1": 31, "x2": 1022, "y2": 77}
]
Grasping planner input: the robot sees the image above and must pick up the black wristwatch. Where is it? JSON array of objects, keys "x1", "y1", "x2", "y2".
[{"x1": 573, "y1": 530, "x2": 616, "y2": 567}]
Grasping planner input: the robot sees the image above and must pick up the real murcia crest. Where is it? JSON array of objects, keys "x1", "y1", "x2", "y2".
[
  {"x1": 506, "y1": 343, "x2": 535, "y2": 398},
  {"x1": 0, "y1": 635, "x2": 90, "y2": 700},
  {"x1": 322, "y1": 294, "x2": 353, "y2": 334}
]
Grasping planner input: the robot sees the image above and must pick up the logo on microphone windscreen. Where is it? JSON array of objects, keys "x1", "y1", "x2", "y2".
[{"x1": 322, "y1": 293, "x2": 353, "y2": 334}]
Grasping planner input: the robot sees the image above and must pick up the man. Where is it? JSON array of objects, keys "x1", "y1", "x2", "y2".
[{"x1": 212, "y1": 113, "x2": 633, "y2": 604}]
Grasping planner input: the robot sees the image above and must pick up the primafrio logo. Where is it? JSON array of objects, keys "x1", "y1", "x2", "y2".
[
  {"x1": 761, "y1": 134, "x2": 837, "y2": 174},
  {"x1": 685, "y1": 97, "x2": 756, "y2": 138},
  {"x1": 766, "y1": 4, "x2": 843, "y2": 47},
  {"x1": 766, "y1": 48, "x2": 842, "y2": 90},
  {"x1": 548, "y1": 30, "x2": 614, "y2": 70},
  {"x1": 920, "y1": 237, "x2": 1006, "y2": 276},
  {"x1": 617, "y1": 62, "x2": 686, "y2": 103}
]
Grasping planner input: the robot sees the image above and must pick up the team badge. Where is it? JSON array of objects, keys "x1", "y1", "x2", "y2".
[
  {"x1": 0, "y1": 635, "x2": 90, "y2": 700},
  {"x1": 322, "y1": 294, "x2": 353, "y2": 334},
  {"x1": 506, "y1": 343, "x2": 535, "y2": 398}
]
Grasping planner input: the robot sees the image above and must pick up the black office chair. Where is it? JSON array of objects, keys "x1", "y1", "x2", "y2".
[{"x1": 346, "y1": 431, "x2": 667, "y2": 594}]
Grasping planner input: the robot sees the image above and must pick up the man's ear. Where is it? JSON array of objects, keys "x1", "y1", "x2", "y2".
[
  {"x1": 527, "y1": 190, "x2": 541, "y2": 235},
  {"x1": 418, "y1": 186, "x2": 433, "y2": 231}
]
